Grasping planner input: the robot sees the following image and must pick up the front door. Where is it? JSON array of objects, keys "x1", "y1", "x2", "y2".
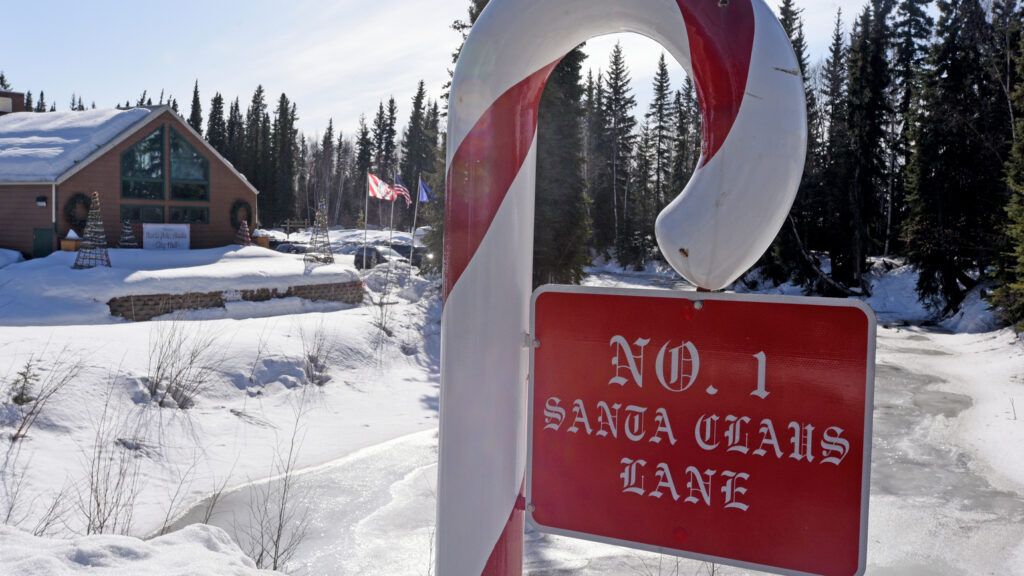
[{"x1": 32, "y1": 228, "x2": 54, "y2": 258}]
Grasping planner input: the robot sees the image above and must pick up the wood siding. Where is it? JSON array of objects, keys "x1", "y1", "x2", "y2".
[
  {"x1": 56, "y1": 110, "x2": 258, "y2": 250},
  {"x1": 0, "y1": 185, "x2": 53, "y2": 255}
]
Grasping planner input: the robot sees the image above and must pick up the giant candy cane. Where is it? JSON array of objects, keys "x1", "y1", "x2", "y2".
[{"x1": 438, "y1": 0, "x2": 807, "y2": 574}]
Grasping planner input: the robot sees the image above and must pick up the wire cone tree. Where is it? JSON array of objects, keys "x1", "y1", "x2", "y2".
[
  {"x1": 73, "y1": 191, "x2": 111, "y2": 269},
  {"x1": 305, "y1": 199, "x2": 334, "y2": 264},
  {"x1": 235, "y1": 220, "x2": 253, "y2": 246},
  {"x1": 119, "y1": 219, "x2": 139, "y2": 249}
]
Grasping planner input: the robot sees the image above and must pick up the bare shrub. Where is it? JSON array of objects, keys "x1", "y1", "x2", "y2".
[
  {"x1": 76, "y1": 380, "x2": 146, "y2": 535},
  {"x1": 5, "y1": 349, "x2": 83, "y2": 442},
  {"x1": 236, "y1": 389, "x2": 311, "y2": 571},
  {"x1": 630, "y1": 553, "x2": 683, "y2": 576},
  {"x1": 0, "y1": 348, "x2": 79, "y2": 535},
  {"x1": 1, "y1": 441, "x2": 73, "y2": 536},
  {"x1": 298, "y1": 321, "x2": 334, "y2": 386},
  {"x1": 201, "y1": 465, "x2": 235, "y2": 525},
  {"x1": 157, "y1": 454, "x2": 200, "y2": 536},
  {"x1": 146, "y1": 321, "x2": 222, "y2": 409}
]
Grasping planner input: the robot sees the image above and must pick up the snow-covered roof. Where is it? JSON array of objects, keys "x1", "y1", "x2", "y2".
[{"x1": 0, "y1": 108, "x2": 152, "y2": 183}]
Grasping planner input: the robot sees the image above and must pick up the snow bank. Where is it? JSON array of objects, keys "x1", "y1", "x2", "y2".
[
  {"x1": 271, "y1": 227, "x2": 426, "y2": 248},
  {"x1": 0, "y1": 108, "x2": 152, "y2": 182},
  {"x1": 942, "y1": 286, "x2": 999, "y2": 334},
  {"x1": 0, "y1": 524, "x2": 283, "y2": 575},
  {"x1": 0, "y1": 248, "x2": 23, "y2": 269},
  {"x1": 0, "y1": 246, "x2": 359, "y2": 325},
  {"x1": 864, "y1": 263, "x2": 932, "y2": 325}
]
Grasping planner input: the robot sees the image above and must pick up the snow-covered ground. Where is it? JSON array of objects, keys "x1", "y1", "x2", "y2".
[
  {"x1": 0, "y1": 524, "x2": 284, "y2": 575},
  {"x1": 1, "y1": 246, "x2": 1022, "y2": 575},
  {"x1": 0, "y1": 247, "x2": 359, "y2": 326},
  {"x1": 0, "y1": 249, "x2": 22, "y2": 270}
]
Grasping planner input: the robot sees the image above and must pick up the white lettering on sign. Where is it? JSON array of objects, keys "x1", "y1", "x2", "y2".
[
  {"x1": 655, "y1": 341, "x2": 700, "y2": 393},
  {"x1": 620, "y1": 458, "x2": 646, "y2": 495},
  {"x1": 143, "y1": 224, "x2": 190, "y2": 250},
  {"x1": 609, "y1": 336, "x2": 649, "y2": 387},
  {"x1": 539, "y1": 339, "x2": 857, "y2": 514}
]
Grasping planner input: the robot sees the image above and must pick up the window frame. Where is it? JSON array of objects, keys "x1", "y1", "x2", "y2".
[
  {"x1": 168, "y1": 205, "x2": 210, "y2": 225},
  {"x1": 120, "y1": 126, "x2": 166, "y2": 200},
  {"x1": 169, "y1": 127, "x2": 210, "y2": 202},
  {"x1": 120, "y1": 204, "x2": 166, "y2": 224}
]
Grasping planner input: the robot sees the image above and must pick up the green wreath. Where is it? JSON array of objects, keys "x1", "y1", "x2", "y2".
[
  {"x1": 230, "y1": 199, "x2": 254, "y2": 230},
  {"x1": 63, "y1": 193, "x2": 91, "y2": 235}
]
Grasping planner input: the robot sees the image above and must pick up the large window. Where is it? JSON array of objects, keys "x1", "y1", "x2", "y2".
[
  {"x1": 120, "y1": 205, "x2": 165, "y2": 224},
  {"x1": 170, "y1": 128, "x2": 209, "y2": 201},
  {"x1": 169, "y1": 206, "x2": 209, "y2": 225},
  {"x1": 121, "y1": 127, "x2": 165, "y2": 200}
]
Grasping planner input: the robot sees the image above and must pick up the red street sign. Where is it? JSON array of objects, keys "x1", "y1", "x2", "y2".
[{"x1": 527, "y1": 286, "x2": 875, "y2": 576}]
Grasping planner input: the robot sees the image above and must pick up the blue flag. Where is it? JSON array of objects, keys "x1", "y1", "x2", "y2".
[{"x1": 418, "y1": 177, "x2": 432, "y2": 203}]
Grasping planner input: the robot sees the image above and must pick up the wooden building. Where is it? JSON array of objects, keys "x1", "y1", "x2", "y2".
[{"x1": 0, "y1": 101, "x2": 259, "y2": 258}]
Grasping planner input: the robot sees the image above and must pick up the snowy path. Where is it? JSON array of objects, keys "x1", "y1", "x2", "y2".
[{"x1": 181, "y1": 324, "x2": 1024, "y2": 575}]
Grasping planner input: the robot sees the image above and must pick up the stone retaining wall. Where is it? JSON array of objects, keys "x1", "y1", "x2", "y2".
[{"x1": 108, "y1": 280, "x2": 365, "y2": 322}]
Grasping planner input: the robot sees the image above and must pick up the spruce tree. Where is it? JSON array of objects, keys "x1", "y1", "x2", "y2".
[
  {"x1": 670, "y1": 77, "x2": 702, "y2": 189},
  {"x1": 646, "y1": 54, "x2": 676, "y2": 215},
  {"x1": 188, "y1": 80, "x2": 203, "y2": 136},
  {"x1": 533, "y1": 47, "x2": 591, "y2": 286},
  {"x1": 819, "y1": 10, "x2": 854, "y2": 290},
  {"x1": 832, "y1": 4, "x2": 893, "y2": 292},
  {"x1": 889, "y1": 0, "x2": 934, "y2": 254},
  {"x1": 993, "y1": 33, "x2": 1024, "y2": 324},
  {"x1": 225, "y1": 97, "x2": 245, "y2": 167},
  {"x1": 23, "y1": 91, "x2": 33, "y2": 112},
  {"x1": 257, "y1": 110, "x2": 274, "y2": 215},
  {"x1": 206, "y1": 93, "x2": 227, "y2": 154},
  {"x1": 271, "y1": 94, "x2": 298, "y2": 226},
  {"x1": 0, "y1": 71, "x2": 10, "y2": 90},
  {"x1": 604, "y1": 42, "x2": 638, "y2": 259},
  {"x1": 244, "y1": 86, "x2": 268, "y2": 183},
  {"x1": 765, "y1": 0, "x2": 826, "y2": 286},
  {"x1": 384, "y1": 97, "x2": 399, "y2": 179},
  {"x1": 620, "y1": 122, "x2": 655, "y2": 270},
  {"x1": 585, "y1": 72, "x2": 615, "y2": 253},
  {"x1": 35, "y1": 91, "x2": 46, "y2": 113},
  {"x1": 334, "y1": 134, "x2": 355, "y2": 226},
  {"x1": 904, "y1": 0, "x2": 1011, "y2": 311},
  {"x1": 401, "y1": 81, "x2": 433, "y2": 194},
  {"x1": 354, "y1": 115, "x2": 374, "y2": 225},
  {"x1": 314, "y1": 118, "x2": 336, "y2": 219}
]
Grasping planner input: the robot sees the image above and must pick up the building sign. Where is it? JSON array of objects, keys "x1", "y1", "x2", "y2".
[
  {"x1": 143, "y1": 224, "x2": 190, "y2": 250},
  {"x1": 527, "y1": 286, "x2": 876, "y2": 576}
]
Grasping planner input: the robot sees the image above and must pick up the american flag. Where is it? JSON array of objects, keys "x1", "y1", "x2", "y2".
[
  {"x1": 392, "y1": 174, "x2": 413, "y2": 207},
  {"x1": 367, "y1": 172, "x2": 394, "y2": 200}
]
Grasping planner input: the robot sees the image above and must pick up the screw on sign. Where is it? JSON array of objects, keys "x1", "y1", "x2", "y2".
[
  {"x1": 439, "y1": 0, "x2": 807, "y2": 575},
  {"x1": 527, "y1": 286, "x2": 876, "y2": 576}
]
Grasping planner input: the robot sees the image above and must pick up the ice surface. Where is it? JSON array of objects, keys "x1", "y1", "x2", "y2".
[{"x1": 0, "y1": 108, "x2": 151, "y2": 182}]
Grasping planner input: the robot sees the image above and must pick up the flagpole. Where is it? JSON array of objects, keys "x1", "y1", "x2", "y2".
[
  {"x1": 363, "y1": 170, "x2": 369, "y2": 268},
  {"x1": 410, "y1": 174, "x2": 421, "y2": 247},
  {"x1": 388, "y1": 193, "x2": 396, "y2": 255}
]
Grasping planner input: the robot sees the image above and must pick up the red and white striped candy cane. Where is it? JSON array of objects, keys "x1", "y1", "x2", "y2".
[{"x1": 439, "y1": 1, "x2": 807, "y2": 574}]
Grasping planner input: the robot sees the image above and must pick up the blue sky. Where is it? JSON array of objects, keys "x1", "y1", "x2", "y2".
[{"x1": 3, "y1": 0, "x2": 859, "y2": 140}]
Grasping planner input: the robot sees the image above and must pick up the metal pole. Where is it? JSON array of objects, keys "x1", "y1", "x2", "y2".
[
  {"x1": 362, "y1": 171, "x2": 369, "y2": 269},
  {"x1": 410, "y1": 175, "x2": 421, "y2": 247}
]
